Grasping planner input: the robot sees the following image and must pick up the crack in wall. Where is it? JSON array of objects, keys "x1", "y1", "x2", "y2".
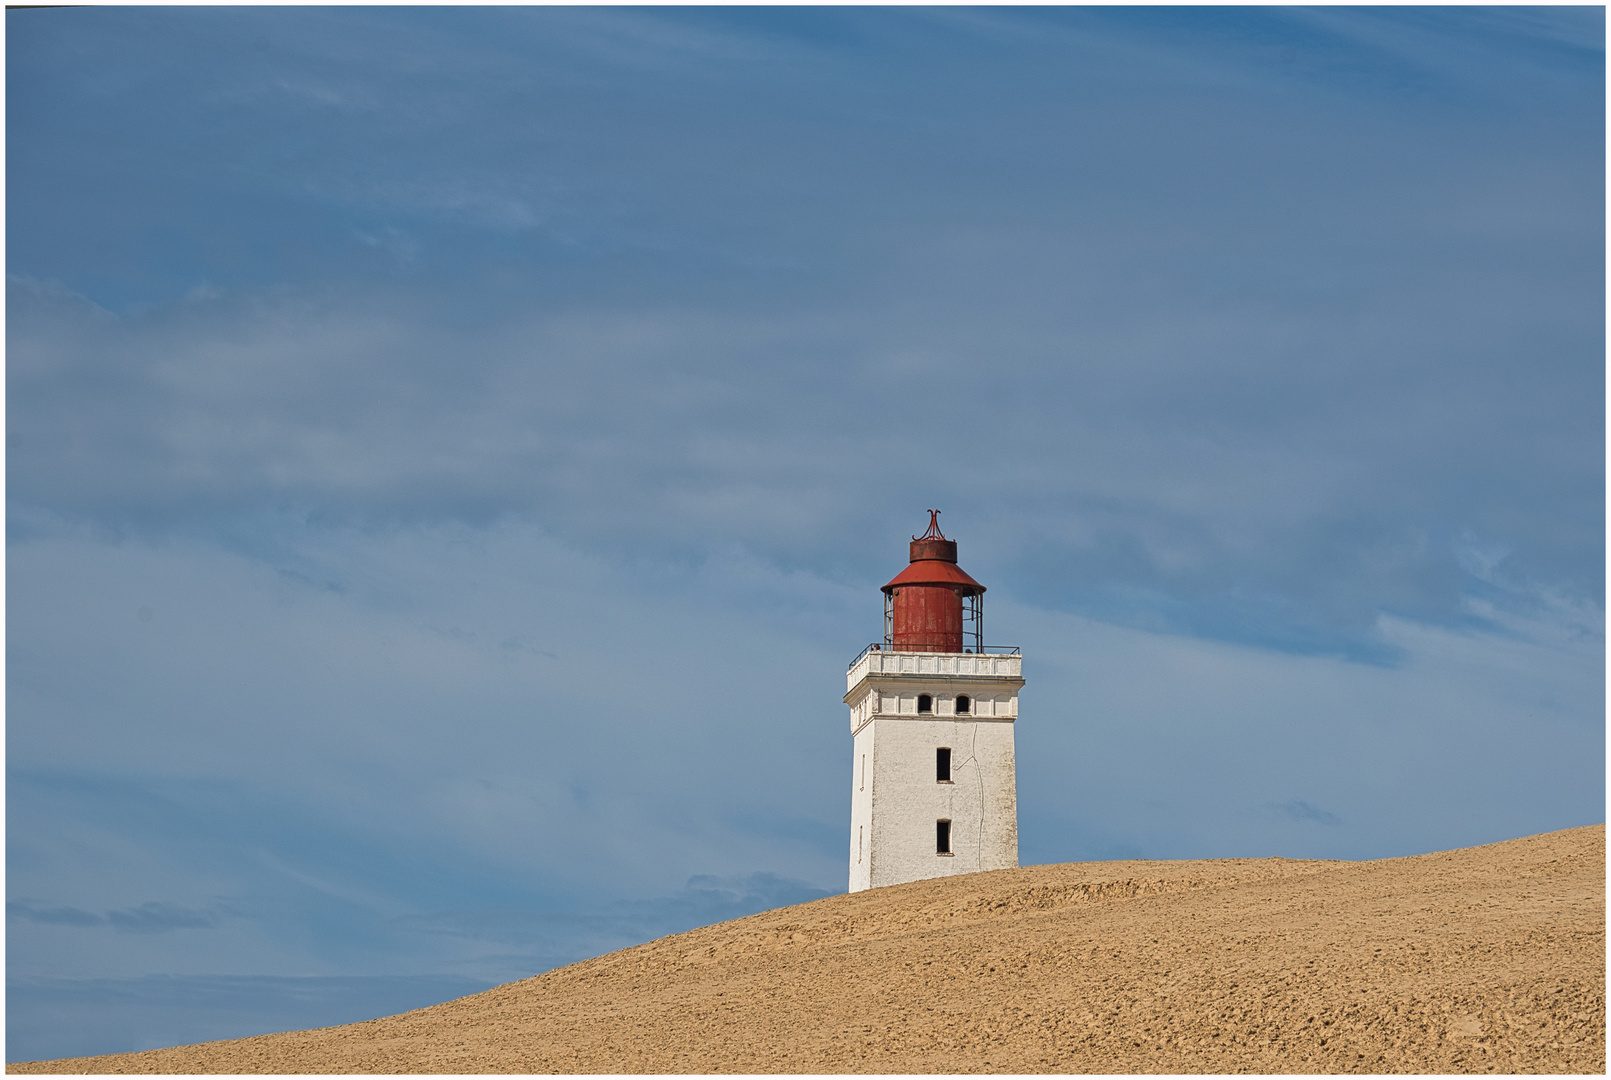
[
  {"x1": 946, "y1": 722, "x2": 987, "y2": 872},
  {"x1": 970, "y1": 725, "x2": 984, "y2": 867}
]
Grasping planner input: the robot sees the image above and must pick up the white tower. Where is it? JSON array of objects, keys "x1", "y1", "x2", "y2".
[{"x1": 845, "y1": 512, "x2": 1022, "y2": 892}]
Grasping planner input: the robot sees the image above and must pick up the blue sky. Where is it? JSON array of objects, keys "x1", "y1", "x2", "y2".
[{"x1": 6, "y1": 4, "x2": 1603, "y2": 1062}]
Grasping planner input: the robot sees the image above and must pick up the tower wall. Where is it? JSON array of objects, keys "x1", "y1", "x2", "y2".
[{"x1": 846, "y1": 649, "x2": 1022, "y2": 892}]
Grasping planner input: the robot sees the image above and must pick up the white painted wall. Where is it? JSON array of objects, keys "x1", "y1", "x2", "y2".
[
  {"x1": 846, "y1": 651, "x2": 1022, "y2": 892},
  {"x1": 847, "y1": 648, "x2": 1022, "y2": 688}
]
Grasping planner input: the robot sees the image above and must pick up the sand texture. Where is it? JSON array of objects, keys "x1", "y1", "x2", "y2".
[{"x1": 12, "y1": 824, "x2": 1603, "y2": 1074}]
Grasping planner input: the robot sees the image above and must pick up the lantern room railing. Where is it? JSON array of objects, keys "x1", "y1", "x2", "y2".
[{"x1": 847, "y1": 641, "x2": 1021, "y2": 671}]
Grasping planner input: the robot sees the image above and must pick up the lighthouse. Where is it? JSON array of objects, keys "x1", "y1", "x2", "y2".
[{"x1": 844, "y1": 512, "x2": 1023, "y2": 892}]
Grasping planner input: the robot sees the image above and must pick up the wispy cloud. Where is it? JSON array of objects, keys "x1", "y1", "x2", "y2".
[
  {"x1": 106, "y1": 903, "x2": 232, "y2": 935},
  {"x1": 9, "y1": 898, "x2": 250, "y2": 935},
  {"x1": 8, "y1": 902, "x2": 104, "y2": 928},
  {"x1": 1273, "y1": 801, "x2": 1342, "y2": 827}
]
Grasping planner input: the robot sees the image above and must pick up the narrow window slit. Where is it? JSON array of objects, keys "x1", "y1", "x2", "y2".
[
  {"x1": 936, "y1": 747, "x2": 952, "y2": 783},
  {"x1": 936, "y1": 819, "x2": 952, "y2": 855}
]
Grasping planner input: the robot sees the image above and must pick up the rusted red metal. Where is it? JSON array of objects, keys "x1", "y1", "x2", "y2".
[{"x1": 881, "y1": 511, "x2": 985, "y2": 652}]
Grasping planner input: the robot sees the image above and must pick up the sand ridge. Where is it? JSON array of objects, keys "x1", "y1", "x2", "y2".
[{"x1": 12, "y1": 824, "x2": 1604, "y2": 1074}]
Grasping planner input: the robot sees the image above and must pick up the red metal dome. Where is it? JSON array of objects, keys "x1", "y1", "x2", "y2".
[
  {"x1": 881, "y1": 511, "x2": 984, "y2": 652},
  {"x1": 881, "y1": 558, "x2": 985, "y2": 596}
]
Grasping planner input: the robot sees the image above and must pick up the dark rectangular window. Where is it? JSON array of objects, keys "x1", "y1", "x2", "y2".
[
  {"x1": 936, "y1": 747, "x2": 951, "y2": 782},
  {"x1": 937, "y1": 819, "x2": 952, "y2": 855}
]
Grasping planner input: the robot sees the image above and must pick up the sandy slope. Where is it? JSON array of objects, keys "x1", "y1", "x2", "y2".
[{"x1": 12, "y1": 824, "x2": 1603, "y2": 1074}]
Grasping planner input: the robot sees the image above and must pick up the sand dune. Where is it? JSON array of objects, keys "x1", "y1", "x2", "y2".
[{"x1": 12, "y1": 824, "x2": 1603, "y2": 1074}]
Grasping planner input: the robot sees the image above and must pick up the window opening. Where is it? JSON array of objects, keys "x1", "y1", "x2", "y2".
[
  {"x1": 917, "y1": 693, "x2": 933, "y2": 714},
  {"x1": 956, "y1": 695, "x2": 971, "y2": 714},
  {"x1": 858, "y1": 826, "x2": 863, "y2": 863},
  {"x1": 937, "y1": 747, "x2": 952, "y2": 783},
  {"x1": 860, "y1": 754, "x2": 866, "y2": 791},
  {"x1": 936, "y1": 819, "x2": 952, "y2": 855}
]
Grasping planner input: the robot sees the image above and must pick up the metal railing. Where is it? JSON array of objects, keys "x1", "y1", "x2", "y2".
[{"x1": 847, "y1": 642, "x2": 1021, "y2": 670}]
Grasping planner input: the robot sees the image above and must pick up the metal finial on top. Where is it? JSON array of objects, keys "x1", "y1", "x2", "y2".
[{"x1": 915, "y1": 509, "x2": 945, "y2": 542}]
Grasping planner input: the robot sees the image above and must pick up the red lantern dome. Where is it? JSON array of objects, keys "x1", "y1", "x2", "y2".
[{"x1": 881, "y1": 511, "x2": 984, "y2": 652}]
